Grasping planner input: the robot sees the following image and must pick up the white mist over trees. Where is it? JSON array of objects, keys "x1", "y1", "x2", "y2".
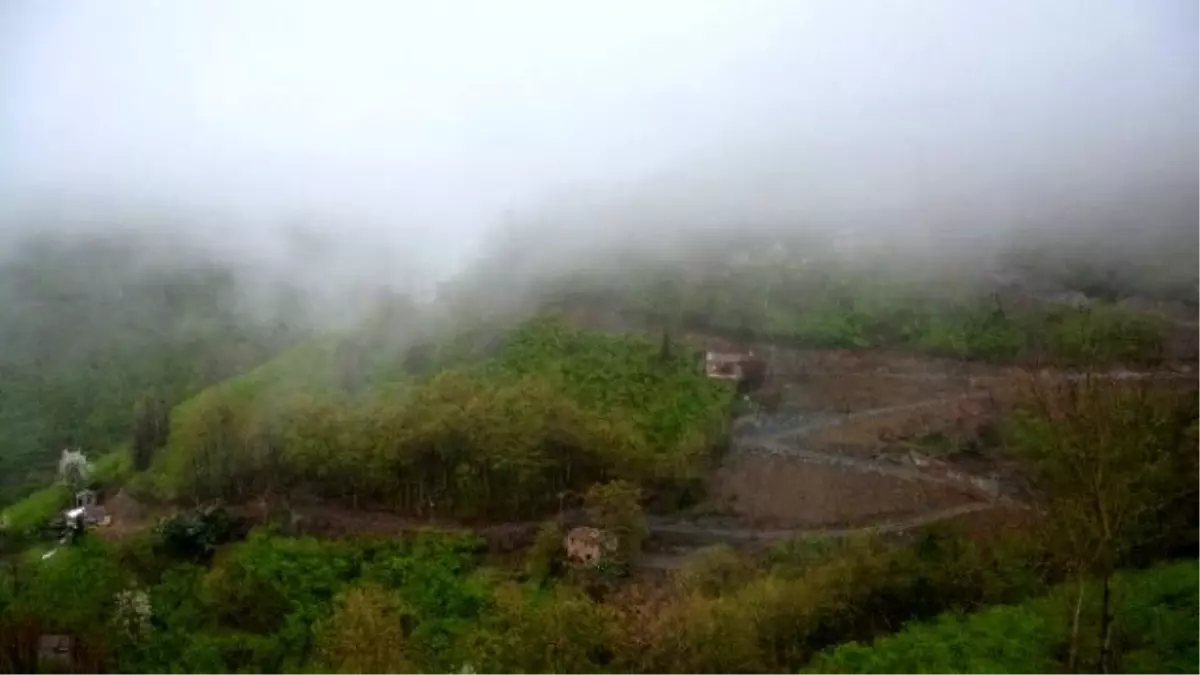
[{"x1": 0, "y1": 0, "x2": 1194, "y2": 308}]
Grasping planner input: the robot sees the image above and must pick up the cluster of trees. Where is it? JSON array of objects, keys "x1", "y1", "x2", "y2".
[
  {"x1": 541, "y1": 244, "x2": 1177, "y2": 365},
  {"x1": 147, "y1": 319, "x2": 732, "y2": 519},
  {"x1": 5, "y1": 513, "x2": 1192, "y2": 674},
  {"x1": 0, "y1": 350, "x2": 1196, "y2": 674},
  {"x1": 807, "y1": 560, "x2": 1198, "y2": 674},
  {"x1": 0, "y1": 503, "x2": 1043, "y2": 674},
  {"x1": 1007, "y1": 377, "x2": 1199, "y2": 672},
  {"x1": 0, "y1": 232, "x2": 306, "y2": 506},
  {"x1": 0, "y1": 528, "x2": 490, "y2": 673},
  {"x1": 2, "y1": 216, "x2": 1196, "y2": 672}
]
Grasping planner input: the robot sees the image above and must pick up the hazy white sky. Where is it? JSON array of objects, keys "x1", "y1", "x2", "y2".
[{"x1": 1, "y1": 0, "x2": 1195, "y2": 283}]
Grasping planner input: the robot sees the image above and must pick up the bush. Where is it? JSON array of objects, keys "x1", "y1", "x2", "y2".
[
  {"x1": 460, "y1": 583, "x2": 614, "y2": 673},
  {"x1": 524, "y1": 522, "x2": 565, "y2": 583},
  {"x1": 154, "y1": 506, "x2": 239, "y2": 563},
  {"x1": 313, "y1": 583, "x2": 414, "y2": 674},
  {"x1": 806, "y1": 560, "x2": 1198, "y2": 674},
  {"x1": 584, "y1": 480, "x2": 648, "y2": 570}
]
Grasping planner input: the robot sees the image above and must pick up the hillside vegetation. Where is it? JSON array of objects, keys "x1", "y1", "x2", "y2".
[
  {"x1": 543, "y1": 248, "x2": 1177, "y2": 365},
  {"x1": 1, "y1": 224, "x2": 1196, "y2": 674},
  {"x1": 807, "y1": 560, "x2": 1198, "y2": 674},
  {"x1": 0, "y1": 233, "x2": 305, "y2": 505},
  {"x1": 145, "y1": 317, "x2": 733, "y2": 518}
]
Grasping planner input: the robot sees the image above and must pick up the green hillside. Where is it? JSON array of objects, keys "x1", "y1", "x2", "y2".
[
  {"x1": 144, "y1": 316, "x2": 733, "y2": 518},
  {"x1": 0, "y1": 234, "x2": 305, "y2": 507},
  {"x1": 542, "y1": 249, "x2": 1176, "y2": 365},
  {"x1": 807, "y1": 560, "x2": 1199, "y2": 674}
]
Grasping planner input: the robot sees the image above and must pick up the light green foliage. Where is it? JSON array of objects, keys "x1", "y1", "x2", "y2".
[
  {"x1": 0, "y1": 484, "x2": 70, "y2": 534},
  {"x1": 150, "y1": 317, "x2": 731, "y2": 518},
  {"x1": 90, "y1": 448, "x2": 133, "y2": 490},
  {"x1": 550, "y1": 251, "x2": 1172, "y2": 365},
  {"x1": 461, "y1": 582, "x2": 614, "y2": 674},
  {"x1": 492, "y1": 317, "x2": 731, "y2": 447},
  {"x1": 806, "y1": 560, "x2": 1198, "y2": 674},
  {"x1": 313, "y1": 583, "x2": 414, "y2": 674}
]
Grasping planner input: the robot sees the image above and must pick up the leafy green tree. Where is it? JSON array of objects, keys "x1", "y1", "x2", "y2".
[
  {"x1": 1010, "y1": 378, "x2": 1198, "y2": 672},
  {"x1": 461, "y1": 583, "x2": 613, "y2": 673},
  {"x1": 524, "y1": 521, "x2": 565, "y2": 583},
  {"x1": 131, "y1": 396, "x2": 169, "y2": 472},
  {"x1": 584, "y1": 480, "x2": 648, "y2": 570},
  {"x1": 313, "y1": 583, "x2": 414, "y2": 674}
]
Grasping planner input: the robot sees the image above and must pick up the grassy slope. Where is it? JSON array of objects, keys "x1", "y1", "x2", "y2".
[
  {"x1": 806, "y1": 560, "x2": 1199, "y2": 674},
  {"x1": 0, "y1": 448, "x2": 134, "y2": 534}
]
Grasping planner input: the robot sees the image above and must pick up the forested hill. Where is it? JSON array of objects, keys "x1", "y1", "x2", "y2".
[{"x1": 0, "y1": 231, "x2": 310, "y2": 505}]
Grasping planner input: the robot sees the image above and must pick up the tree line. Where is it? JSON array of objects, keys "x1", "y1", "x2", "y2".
[{"x1": 145, "y1": 319, "x2": 733, "y2": 520}]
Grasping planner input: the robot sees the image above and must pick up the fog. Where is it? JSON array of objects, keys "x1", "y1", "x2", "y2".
[{"x1": 1, "y1": 0, "x2": 1195, "y2": 316}]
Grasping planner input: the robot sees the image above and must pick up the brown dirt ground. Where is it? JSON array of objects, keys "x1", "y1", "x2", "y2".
[{"x1": 711, "y1": 455, "x2": 981, "y2": 529}]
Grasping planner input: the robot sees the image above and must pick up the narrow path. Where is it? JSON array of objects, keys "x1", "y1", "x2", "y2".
[
  {"x1": 648, "y1": 501, "x2": 998, "y2": 545},
  {"x1": 734, "y1": 394, "x2": 1002, "y2": 492},
  {"x1": 640, "y1": 366, "x2": 1190, "y2": 570},
  {"x1": 639, "y1": 502, "x2": 1003, "y2": 571},
  {"x1": 640, "y1": 393, "x2": 1008, "y2": 569}
]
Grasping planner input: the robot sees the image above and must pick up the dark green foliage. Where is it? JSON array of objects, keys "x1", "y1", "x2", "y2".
[
  {"x1": 0, "y1": 233, "x2": 304, "y2": 507},
  {"x1": 131, "y1": 396, "x2": 170, "y2": 472},
  {"x1": 584, "y1": 480, "x2": 648, "y2": 570},
  {"x1": 525, "y1": 521, "x2": 566, "y2": 583},
  {"x1": 599, "y1": 525, "x2": 1053, "y2": 674},
  {"x1": 0, "y1": 528, "x2": 489, "y2": 667},
  {"x1": 6, "y1": 539, "x2": 127, "y2": 634},
  {"x1": 806, "y1": 560, "x2": 1198, "y2": 674},
  {"x1": 0, "y1": 516, "x2": 1188, "y2": 674},
  {"x1": 154, "y1": 507, "x2": 240, "y2": 563},
  {"x1": 1007, "y1": 380, "x2": 1199, "y2": 574}
]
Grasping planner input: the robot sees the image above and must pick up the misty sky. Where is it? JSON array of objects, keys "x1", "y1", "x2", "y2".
[{"x1": 1, "y1": 0, "x2": 1196, "y2": 284}]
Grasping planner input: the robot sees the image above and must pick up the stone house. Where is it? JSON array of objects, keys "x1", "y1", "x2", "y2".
[
  {"x1": 705, "y1": 351, "x2": 748, "y2": 380},
  {"x1": 564, "y1": 526, "x2": 617, "y2": 567},
  {"x1": 64, "y1": 489, "x2": 110, "y2": 527}
]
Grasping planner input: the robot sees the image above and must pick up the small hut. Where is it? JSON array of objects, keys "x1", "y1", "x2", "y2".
[
  {"x1": 564, "y1": 527, "x2": 618, "y2": 568},
  {"x1": 705, "y1": 351, "x2": 748, "y2": 380},
  {"x1": 65, "y1": 489, "x2": 110, "y2": 527}
]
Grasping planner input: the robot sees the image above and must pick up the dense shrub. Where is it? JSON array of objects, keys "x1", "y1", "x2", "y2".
[{"x1": 154, "y1": 506, "x2": 240, "y2": 563}]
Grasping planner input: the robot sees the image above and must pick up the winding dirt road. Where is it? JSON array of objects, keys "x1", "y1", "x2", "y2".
[{"x1": 636, "y1": 367, "x2": 1194, "y2": 571}]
